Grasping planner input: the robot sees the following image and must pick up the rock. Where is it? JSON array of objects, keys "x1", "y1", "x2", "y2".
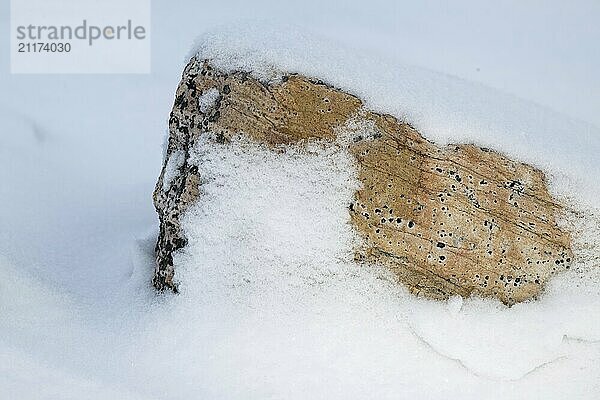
[{"x1": 153, "y1": 57, "x2": 573, "y2": 305}]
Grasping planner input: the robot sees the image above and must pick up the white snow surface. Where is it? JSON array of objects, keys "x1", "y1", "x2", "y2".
[
  {"x1": 2, "y1": 7, "x2": 600, "y2": 400},
  {"x1": 197, "y1": 87, "x2": 220, "y2": 113},
  {"x1": 161, "y1": 150, "x2": 185, "y2": 192}
]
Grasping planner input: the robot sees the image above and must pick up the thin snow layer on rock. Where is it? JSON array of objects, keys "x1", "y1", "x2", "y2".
[
  {"x1": 161, "y1": 150, "x2": 185, "y2": 191},
  {"x1": 197, "y1": 87, "x2": 220, "y2": 113},
  {"x1": 177, "y1": 135, "x2": 361, "y2": 299},
  {"x1": 190, "y1": 24, "x2": 600, "y2": 206}
]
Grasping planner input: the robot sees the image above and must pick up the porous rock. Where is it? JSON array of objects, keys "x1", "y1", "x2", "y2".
[{"x1": 153, "y1": 57, "x2": 573, "y2": 304}]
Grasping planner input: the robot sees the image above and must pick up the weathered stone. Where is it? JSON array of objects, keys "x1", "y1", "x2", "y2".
[{"x1": 153, "y1": 58, "x2": 573, "y2": 305}]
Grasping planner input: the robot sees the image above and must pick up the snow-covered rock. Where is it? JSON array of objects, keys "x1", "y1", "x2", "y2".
[{"x1": 153, "y1": 58, "x2": 573, "y2": 304}]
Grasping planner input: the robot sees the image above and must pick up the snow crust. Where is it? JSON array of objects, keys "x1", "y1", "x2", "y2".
[{"x1": 1, "y1": 21, "x2": 600, "y2": 400}]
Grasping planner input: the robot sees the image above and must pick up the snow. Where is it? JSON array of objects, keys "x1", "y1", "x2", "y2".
[
  {"x1": 1, "y1": 1, "x2": 600, "y2": 399},
  {"x1": 161, "y1": 150, "x2": 185, "y2": 192},
  {"x1": 197, "y1": 87, "x2": 220, "y2": 113}
]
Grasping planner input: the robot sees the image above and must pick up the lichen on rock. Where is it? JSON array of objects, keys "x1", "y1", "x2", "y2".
[{"x1": 153, "y1": 57, "x2": 573, "y2": 305}]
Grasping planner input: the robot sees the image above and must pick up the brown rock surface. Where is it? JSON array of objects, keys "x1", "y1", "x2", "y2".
[{"x1": 153, "y1": 57, "x2": 573, "y2": 304}]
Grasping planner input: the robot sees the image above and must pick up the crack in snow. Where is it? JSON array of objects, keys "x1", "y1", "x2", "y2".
[{"x1": 407, "y1": 323, "x2": 568, "y2": 382}]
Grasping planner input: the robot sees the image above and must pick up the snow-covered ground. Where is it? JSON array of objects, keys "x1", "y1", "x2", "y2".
[{"x1": 1, "y1": 1, "x2": 600, "y2": 399}]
